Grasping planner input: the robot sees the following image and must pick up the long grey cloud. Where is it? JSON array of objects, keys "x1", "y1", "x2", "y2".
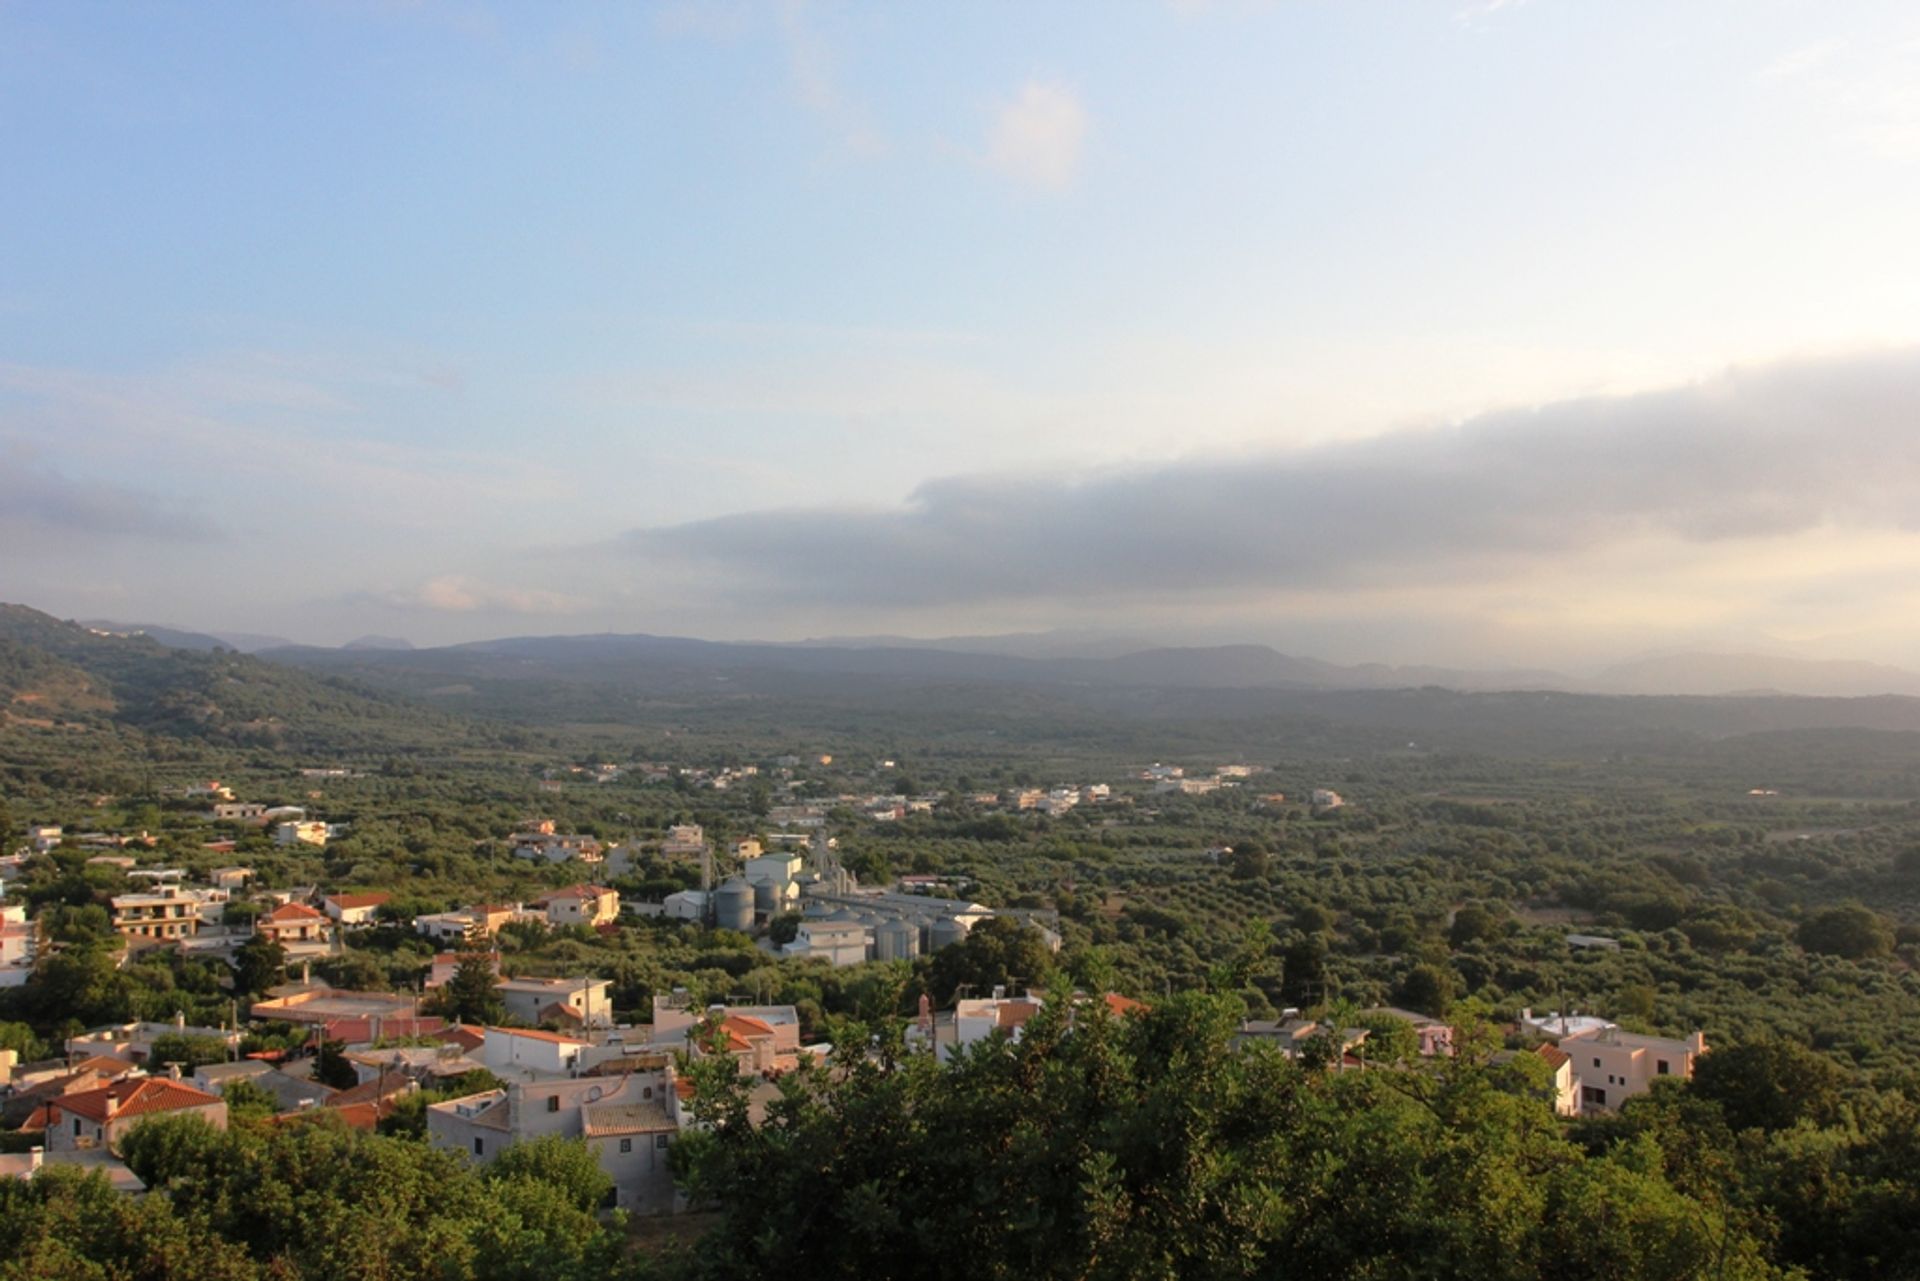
[
  {"x1": 1, "y1": 453, "x2": 222, "y2": 546},
  {"x1": 617, "y1": 349, "x2": 1920, "y2": 606}
]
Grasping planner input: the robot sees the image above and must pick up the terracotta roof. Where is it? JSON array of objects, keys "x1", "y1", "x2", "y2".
[
  {"x1": 325, "y1": 892, "x2": 390, "y2": 911},
  {"x1": 1102, "y1": 993, "x2": 1147, "y2": 1017},
  {"x1": 540, "y1": 1001, "x2": 585, "y2": 1026},
  {"x1": 53, "y1": 1078, "x2": 223, "y2": 1124},
  {"x1": 721, "y1": 1014, "x2": 774, "y2": 1038},
  {"x1": 997, "y1": 1001, "x2": 1041, "y2": 1030},
  {"x1": 435, "y1": 1024, "x2": 487, "y2": 1052},
  {"x1": 1535, "y1": 1043, "x2": 1572, "y2": 1070},
  {"x1": 538, "y1": 883, "x2": 613, "y2": 902},
  {"x1": 673, "y1": 1078, "x2": 696, "y2": 1101},
  {"x1": 486, "y1": 1026, "x2": 589, "y2": 1045},
  {"x1": 263, "y1": 902, "x2": 328, "y2": 923},
  {"x1": 317, "y1": 1015, "x2": 445, "y2": 1045},
  {"x1": 21, "y1": 1104, "x2": 53, "y2": 1131},
  {"x1": 329, "y1": 1101, "x2": 386, "y2": 1130},
  {"x1": 69, "y1": 1055, "x2": 140, "y2": 1078},
  {"x1": 580, "y1": 1101, "x2": 675, "y2": 1137}
]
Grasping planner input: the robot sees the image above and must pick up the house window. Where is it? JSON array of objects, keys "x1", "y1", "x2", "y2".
[
  {"x1": 1656, "y1": 1059, "x2": 1670, "y2": 1075},
  {"x1": 1581, "y1": 1086, "x2": 1607, "y2": 1107},
  {"x1": 473, "y1": 1138, "x2": 484, "y2": 1156},
  {"x1": 546, "y1": 1095, "x2": 560, "y2": 1113},
  {"x1": 1592, "y1": 1058, "x2": 1601, "y2": 1068},
  {"x1": 73, "y1": 1118, "x2": 83, "y2": 1136},
  {"x1": 642, "y1": 1086, "x2": 653, "y2": 1099},
  {"x1": 655, "y1": 1133, "x2": 670, "y2": 1149},
  {"x1": 620, "y1": 1138, "x2": 632, "y2": 1154}
]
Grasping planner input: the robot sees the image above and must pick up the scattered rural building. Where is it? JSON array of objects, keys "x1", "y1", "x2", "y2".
[
  {"x1": 1521, "y1": 1009, "x2": 1707, "y2": 1113},
  {"x1": 323, "y1": 892, "x2": 391, "y2": 928},
  {"x1": 533, "y1": 884, "x2": 620, "y2": 929},
  {"x1": 497, "y1": 976, "x2": 615, "y2": 1029}
]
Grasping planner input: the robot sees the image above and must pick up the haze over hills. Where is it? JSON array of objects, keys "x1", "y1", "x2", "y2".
[
  {"x1": 15, "y1": 599, "x2": 1920, "y2": 757},
  {"x1": 81, "y1": 620, "x2": 299, "y2": 654},
  {"x1": 260, "y1": 625, "x2": 1920, "y2": 700},
  {"x1": 1588, "y1": 652, "x2": 1920, "y2": 699}
]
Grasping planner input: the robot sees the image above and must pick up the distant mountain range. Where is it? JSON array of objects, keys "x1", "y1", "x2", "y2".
[
  {"x1": 81, "y1": 620, "x2": 299, "y2": 653},
  {"x1": 251, "y1": 628, "x2": 1920, "y2": 700},
  {"x1": 16, "y1": 602, "x2": 1920, "y2": 754}
]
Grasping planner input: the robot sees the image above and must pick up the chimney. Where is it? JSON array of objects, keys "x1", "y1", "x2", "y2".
[
  {"x1": 1686, "y1": 1030, "x2": 1707, "y2": 1055},
  {"x1": 167, "y1": 1062, "x2": 182, "y2": 1081},
  {"x1": 991, "y1": 985, "x2": 1005, "y2": 1001},
  {"x1": 174, "y1": 1010, "x2": 187, "y2": 1031},
  {"x1": 103, "y1": 1093, "x2": 119, "y2": 1119}
]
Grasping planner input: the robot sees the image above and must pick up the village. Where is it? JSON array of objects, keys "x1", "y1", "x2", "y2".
[{"x1": 0, "y1": 762, "x2": 1706, "y2": 1210}]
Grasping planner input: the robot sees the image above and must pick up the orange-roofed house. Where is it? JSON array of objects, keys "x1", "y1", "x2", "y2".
[
  {"x1": 1535, "y1": 1042, "x2": 1578, "y2": 1116},
  {"x1": 1101, "y1": 993, "x2": 1148, "y2": 1018},
  {"x1": 323, "y1": 892, "x2": 391, "y2": 929},
  {"x1": 46, "y1": 1075, "x2": 227, "y2": 1154}
]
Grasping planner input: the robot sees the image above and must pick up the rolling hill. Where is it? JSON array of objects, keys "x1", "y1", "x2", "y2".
[{"x1": 0, "y1": 604, "x2": 472, "y2": 754}]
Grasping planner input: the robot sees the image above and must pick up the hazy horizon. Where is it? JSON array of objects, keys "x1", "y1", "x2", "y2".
[{"x1": 7, "y1": 2, "x2": 1920, "y2": 669}]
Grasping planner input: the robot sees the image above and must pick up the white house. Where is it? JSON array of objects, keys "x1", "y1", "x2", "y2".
[
  {"x1": 428, "y1": 1065, "x2": 680, "y2": 1213},
  {"x1": 534, "y1": 884, "x2": 619, "y2": 929},
  {"x1": 780, "y1": 920, "x2": 870, "y2": 967},
  {"x1": 497, "y1": 977, "x2": 614, "y2": 1030},
  {"x1": 479, "y1": 1026, "x2": 590, "y2": 1076},
  {"x1": 0, "y1": 904, "x2": 35, "y2": 988},
  {"x1": 323, "y1": 892, "x2": 391, "y2": 928},
  {"x1": 661, "y1": 825, "x2": 706, "y2": 857}
]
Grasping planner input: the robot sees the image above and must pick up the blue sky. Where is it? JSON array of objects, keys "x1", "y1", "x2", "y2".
[{"x1": 5, "y1": 1, "x2": 1920, "y2": 665}]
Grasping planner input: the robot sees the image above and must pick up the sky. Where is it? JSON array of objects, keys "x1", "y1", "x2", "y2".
[{"x1": 5, "y1": 0, "x2": 1920, "y2": 668}]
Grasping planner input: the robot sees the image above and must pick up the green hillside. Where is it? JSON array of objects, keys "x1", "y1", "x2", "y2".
[{"x1": 0, "y1": 603, "x2": 473, "y2": 755}]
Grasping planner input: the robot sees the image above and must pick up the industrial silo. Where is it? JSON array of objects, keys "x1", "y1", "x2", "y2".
[
  {"x1": 714, "y1": 876, "x2": 755, "y2": 932},
  {"x1": 874, "y1": 917, "x2": 920, "y2": 962},
  {"x1": 928, "y1": 915, "x2": 970, "y2": 953}
]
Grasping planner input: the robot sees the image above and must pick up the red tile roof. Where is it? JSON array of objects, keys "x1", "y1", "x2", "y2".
[
  {"x1": 1102, "y1": 993, "x2": 1147, "y2": 1017},
  {"x1": 325, "y1": 892, "x2": 390, "y2": 911},
  {"x1": 435, "y1": 1024, "x2": 487, "y2": 1052},
  {"x1": 263, "y1": 902, "x2": 328, "y2": 923},
  {"x1": 486, "y1": 1026, "x2": 588, "y2": 1045},
  {"x1": 53, "y1": 1078, "x2": 222, "y2": 1124},
  {"x1": 538, "y1": 883, "x2": 613, "y2": 903},
  {"x1": 316, "y1": 1016, "x2": 445, "y2": 1045},
  {"x1": 996, "y1": 1001, "x2": 1041, "y2": 1030},
  {"x1": 1535, "y1": 1043, "x2": 1572, "y2": 1070},
  {"x1": 329, "y1": 1101, "x2": 386, "y2": 1130}
]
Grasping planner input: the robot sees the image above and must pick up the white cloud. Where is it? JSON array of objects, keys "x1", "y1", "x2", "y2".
[
  {"x1": 985, "y1": 80, "x2": 1088, "y2": 192},
  {"x1": 1454, "y1": 0, "x2": 1530, "y2": 25},
  {"x1": 777, "y1": 0, "x2": 885, "y2": 156},
  {"x1": 386, "y1": 575, "x2": 588, "y2": 616}
]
